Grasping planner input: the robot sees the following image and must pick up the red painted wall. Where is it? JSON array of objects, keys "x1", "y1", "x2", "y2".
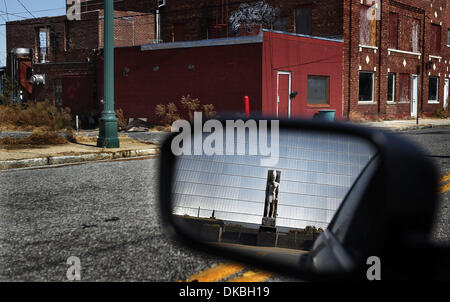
[
  {"x1": 62, "y1": 76, "x2": 95, "y2": 115},
  {"x1": 100, "y1": 43, "x2": 263, "y2": 124},
  {"x1": 262, "y1": 31, "x2": 343, "y2": 119}
]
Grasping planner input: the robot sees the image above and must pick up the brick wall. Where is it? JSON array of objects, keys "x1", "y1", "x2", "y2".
[{"x1": 343, "y1": 0, "x2": 450, "y2": 120}]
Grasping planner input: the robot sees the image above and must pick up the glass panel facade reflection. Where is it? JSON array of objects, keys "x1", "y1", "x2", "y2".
[{"x1": 172, "y1": 130, "x2": 376, "y2": 230}]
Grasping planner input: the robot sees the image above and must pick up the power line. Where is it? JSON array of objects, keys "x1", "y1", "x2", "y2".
[
  {"x1": 3, "y1": 0, "x2": 8, "y2": 21},
  {"x1": 0, "y1": 7, "x2": 66, "y2": 17},
  {"x1": 0, "y1": 9, "x2": 27, "y2": 20},
  {"x1": 16, "y1": 0, "x2": 36, "y2": 19}
]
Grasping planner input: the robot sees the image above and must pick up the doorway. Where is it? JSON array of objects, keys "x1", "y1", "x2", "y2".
[
  {"x1": 277, "y1": 71, "x2": 292, "y2": 118},
  {"x1": 444, "y1": 78, "x2": 449, "y2": 110},
  {"x1": 411, "y1": 74, "x2": 418, "y2": 117}
]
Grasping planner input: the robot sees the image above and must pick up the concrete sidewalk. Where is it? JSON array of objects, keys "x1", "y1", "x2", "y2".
[
  {"x1": 357, "y1": 118, "x2": 450, "y2": 131},
  {"x1": 0, "y1": 134, "x2": 159, "y2": 171}
]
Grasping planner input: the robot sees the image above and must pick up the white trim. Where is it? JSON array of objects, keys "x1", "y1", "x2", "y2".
[
  {"x1": 359, "y1": 45, "x2": 378, "y2": 53},
  {"x1": 276, "y1": 71, "x2": 292, "y2": 118},
  {"x1": 357, "y1": 101, "x2": 377, "y2": 105},
  {"x1": 387, "y1": 48, "x2": 421, "y2": 57},
  {"x1": 428, "y1": 101, "x2": 440, "y2": 104},
  {"x1": 359, "y1": 44, "x2": 378, "y2": 50},
  {"x1": 387, "y1": 101, "x2": 396, "y2": 105},
  {"x1": 429, "y1": 55, "x2": 442, "y2": 62}
]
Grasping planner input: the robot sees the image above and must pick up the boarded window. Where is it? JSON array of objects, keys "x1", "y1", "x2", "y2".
[
  {"x1": 173, "y1": 23, "x2": 185, "y2": 42},
  {"x1": 296, "y1": 7, "x2": 312, "y2": 35},
  {"x1": 387, "y1": 73, "x2": 395, "y2": 102},
  {"x1": 428, "y1": 77, "x2": 439, "y2": 101},
  {"x1": 430, "y1": 24, "x2": 441, "y2": 55},
  {"x1": 399, "y1": 73, "x2": 410, "y2": 102},
  {"x1": 389, "y1": 13, "x2": 398, "y2": 49},
  {"x1": 411, "y1": 19, "x2": 420, "y2": 52},
  {"x1": 307, "y1": 76, "x2": 329, "y2": 105},
  {"x1": 360, "y1": 5, "x2": 376, "y2": 46},
  {"x1": 359, "y1": 72, "x2": 374, "y2": 102}
]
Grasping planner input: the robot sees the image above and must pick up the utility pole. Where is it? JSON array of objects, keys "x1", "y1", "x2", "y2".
[{"x1": 97, "y1": 0, "x2": 120, "y2": 148}]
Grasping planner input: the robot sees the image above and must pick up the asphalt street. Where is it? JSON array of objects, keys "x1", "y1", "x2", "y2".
[
  {"x1": 0, "y1": 127, "x2": 449, "y2": 281},
  {"x1": 399, "y1": 127, "x2": 450, "y2": 245}
]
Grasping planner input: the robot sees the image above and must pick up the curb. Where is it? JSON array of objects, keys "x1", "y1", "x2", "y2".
[
  {"x1": 365, "y1": 123, "x2": 450, "y2": 132},
  {"x1": 0, "y1": 148, "x2": 160, "y2": 171}
]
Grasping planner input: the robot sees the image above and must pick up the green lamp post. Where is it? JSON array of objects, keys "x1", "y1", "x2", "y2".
[{"x1": 97, "y1": 0, "x2": 120, "y2": 148}]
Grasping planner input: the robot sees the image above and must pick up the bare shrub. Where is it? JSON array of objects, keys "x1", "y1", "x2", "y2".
[
  {"x1": 155, "y1": 95, "x2": 216, "y2": 126},
  {"x1": 0, "y1": 100, "x2": 72, "y2": 131},
  {"x1": 0, "y1": 129, "x2": 68, "y2": 149}
]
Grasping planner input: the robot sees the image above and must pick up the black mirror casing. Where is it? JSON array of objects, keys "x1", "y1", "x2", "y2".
[{"x1": 159, "y1": 117, "x2": 441, "y2": 281}]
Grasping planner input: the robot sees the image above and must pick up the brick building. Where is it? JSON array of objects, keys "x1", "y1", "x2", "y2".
[
  {"x1": 6, "y1": 0, "x2": 155, "y2": 126},
  {"x1": 153, "y1": 0, "x2": 449, "y2": 119},
  {"x1": 6, "y1": 0, "x2": 450, "y2": 123},
  {"x1": 343, "y1": 0, "x2": 450, "y2": 119}
]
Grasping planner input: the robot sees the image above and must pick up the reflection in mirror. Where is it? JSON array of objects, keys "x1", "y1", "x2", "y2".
[{"x1": 171, "y1": 128, "x2": 377, "y2": 265}]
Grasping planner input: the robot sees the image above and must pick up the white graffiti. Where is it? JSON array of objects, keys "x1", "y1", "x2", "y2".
[{"x1": 229, "y1": 1, "x2": 280, "y2": 34}]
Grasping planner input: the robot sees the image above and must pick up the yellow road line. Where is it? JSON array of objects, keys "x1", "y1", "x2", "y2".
[
  {"x1": 183, "y1": 262, "x2": 246, "y2": 282},
  {"x1": 227, "y1": 270, "x2": 273, "y2": 282},
  {"x1": 440, "y1": 182, "x2": 450, "y2": 194},
  {"x1": 440, "y1": 173, "x2": 450, "y2": 184}
]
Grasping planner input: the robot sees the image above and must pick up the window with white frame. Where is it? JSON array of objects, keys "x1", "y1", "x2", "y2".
[
  {"x1": 428, "y1": 77, "x2": 439, "y2": 102},
  {"x1": 387, "y1": 73, "x2": 395, "y2": 102},
  {"x1": 359, "y1": 71, "x2": 374, "y2": 102}
]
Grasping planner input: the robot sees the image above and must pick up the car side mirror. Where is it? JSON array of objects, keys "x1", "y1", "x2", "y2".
[{"x1": 159, "y1": 117, "x2": 440, "y2": 281}]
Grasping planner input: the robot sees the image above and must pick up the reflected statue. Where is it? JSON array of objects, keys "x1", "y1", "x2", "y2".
[{"x1": 262, "y1": 170, "x2": 280, "y2": 228}]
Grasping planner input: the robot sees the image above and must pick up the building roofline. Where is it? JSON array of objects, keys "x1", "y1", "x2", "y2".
[
  {"x1": 140, "y1": 29, "x2": 343, "y2": 51},
  {"x1": 140, "y1": 31, "x2": 264, "y2": 51},
  {"x1": 262, "y1": 29, "x2": 344, "y2": 43}
]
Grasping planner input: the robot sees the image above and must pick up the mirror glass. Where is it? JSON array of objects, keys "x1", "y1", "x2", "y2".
[{"x1": 170, "y1": 127, "x2": 377, "y2": 269}]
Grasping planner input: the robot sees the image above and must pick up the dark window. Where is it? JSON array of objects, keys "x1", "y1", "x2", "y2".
[
  {"x1": 430, "y1": 24, "x2": 441, "y2": 55},
  {"x1": 296, "y1": 7, "x2": 311, "y2": 35},
  {"x1": 399, "y1": 73, "x2": 410, "y2": 102},
  {"x1": 387, "y1": 73, "x2": 395, "y2": 102},
  {"x1": 54, "y1": 79, "x2": 62, "y2": 108},
  {"x1": 447, "y1": 28, "x2": 450, "y2": 46},
  {"x1": 359, "y1": 72, "x2": 374, "y2": 102},
  {"x1": 389, "y1": 13, "x2": 398, "y2": 49},
  {"x1": 307, "y1": 76, "x2": 329, "y2": 105},
  {"x1": 273, "y1": 17, "x2": 287, "y2": 32},
  {"x1": 64, "y1": 21, "x2": 71, "y2": 51},
  {"x1": 428, "y1": 77, "x2": 439, "y2": 101}
]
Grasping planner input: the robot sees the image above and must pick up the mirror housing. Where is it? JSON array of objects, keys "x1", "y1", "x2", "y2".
[{"x1": 159, "y1": 117, "x2": 439, "y2": 281}]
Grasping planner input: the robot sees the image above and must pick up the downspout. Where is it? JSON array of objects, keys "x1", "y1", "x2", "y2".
[
  {"x1": 347, "y1": 0, "x2": 353, "y2": 119},
  {"x1": 377, "y1": 0, "x2": 382, "y2": 117},
  {"x1": 418, "y1": 10, "x2": 426, "y2": 125},
  {"x1": 156, "y1": 9, "x2": 161, "y2": 43}
]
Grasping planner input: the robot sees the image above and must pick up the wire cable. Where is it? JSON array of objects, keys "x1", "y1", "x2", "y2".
[
  {"x1": 3, "y1": 0, "x2": 8, "y2": 20},
  {"x1": 16, "y1": 0, "x2": 36, "y2": 19}
]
